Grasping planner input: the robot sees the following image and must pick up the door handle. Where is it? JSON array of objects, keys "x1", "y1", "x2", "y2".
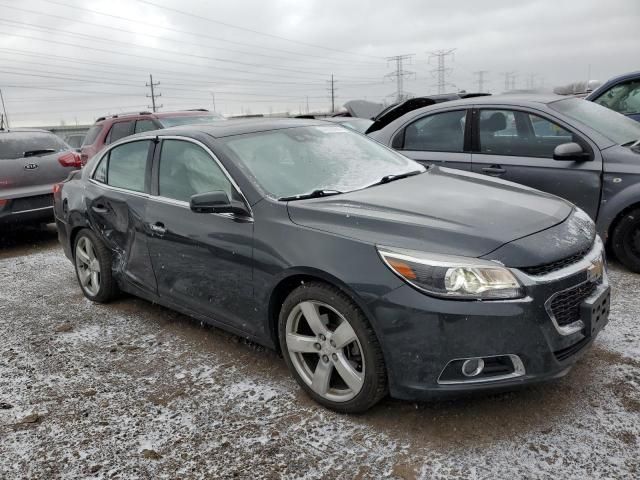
[
  {"x1": 91, "y1": 204, "x2": 108, "y2": 214},
  {"x1": 149, "y1": 222, "x2": 166, "y2": 235},
  {"x1": 482, "y1": 165, "x2": 506, "y2": 176}
]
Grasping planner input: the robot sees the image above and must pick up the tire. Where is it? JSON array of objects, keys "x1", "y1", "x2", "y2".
[
  {"x1": 611, "y1": 208, "x2": 640, "y2": 273},
  {"x1": 73, "y1": 228, "x2": 119, "y2": 303},
  {"x1": 278, "y1": 281, "x2": 387, "y2": 413}
]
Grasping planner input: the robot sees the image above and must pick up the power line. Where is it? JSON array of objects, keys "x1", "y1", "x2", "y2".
[
  {"x1": 385, "y1": 55, "x2": 415, "y2": 103},
  {"x1": 473, "y1": 70, "x2": 489, "y2": 93},
  {"x1": 428, "y1": 49, "x2": 456, "y2": 94},
  {"x1": 146, "y1": 74, "x2": 162, "y2": 112},
  {"x1": 135, "y1": 0, "x2": 382, "y2": 60}
]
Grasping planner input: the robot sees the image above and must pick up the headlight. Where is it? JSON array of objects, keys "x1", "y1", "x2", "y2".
[{"x1": 377, "y1": 246, "x2": 523, "y2": 300}]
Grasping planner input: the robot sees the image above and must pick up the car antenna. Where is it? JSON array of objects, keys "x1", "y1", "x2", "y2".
[{"x1": 0, "y1": 89, "x2": 9, "y2": 130}]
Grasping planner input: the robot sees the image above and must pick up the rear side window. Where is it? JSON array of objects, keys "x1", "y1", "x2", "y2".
[
  {"x1": 97, "y1": 140, "x2": 150, "y2": 192},
  {"x1": 135, "y1": 119, "x2": 156, "y2": 133},
  {"x1": 0, "y1": 131, "x2": 68, "y2": 159},
  {"x1": 402, "y1": 110, "x2": 467, "y2": 152},
  {"x1": 82, "y1": 125, "x2": 102, "y2": 147},
  {"x1": 106, "y1": 121, "x2": 134, "y2": 144}
]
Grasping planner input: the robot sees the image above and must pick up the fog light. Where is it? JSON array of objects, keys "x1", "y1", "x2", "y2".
[{"x1": 461, "y1": 358, "x2": 485, "y2": 377}]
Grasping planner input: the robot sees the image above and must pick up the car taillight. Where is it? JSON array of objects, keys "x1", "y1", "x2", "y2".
[
  {"x1": 0, "y1": 199, "x2": 8, "y2": 207},
  {"x1": 59, "y1": 152, "x2": 82, "y2": 168}
]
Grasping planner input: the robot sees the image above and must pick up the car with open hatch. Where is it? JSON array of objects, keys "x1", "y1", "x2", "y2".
[
  {"x1": 369, "y1": 94, "x2": 640, "y2": 273},
  {"x1": 54, "y1": 119, "x2": 610, "y2": 413}
]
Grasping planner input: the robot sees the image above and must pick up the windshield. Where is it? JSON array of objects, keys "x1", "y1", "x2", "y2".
[
  {"x1": 550, "y1": 97, "x2": 640, "y2": 145},
  {"x1": 220, "y1": 125, "x2": 423, "y2": 199},
  {"x1": 0, "y1": 131, "x2": 68, "y2": 159},
  {"x1": 158, "y1": 114, "x2": 225, "y2": 128}
]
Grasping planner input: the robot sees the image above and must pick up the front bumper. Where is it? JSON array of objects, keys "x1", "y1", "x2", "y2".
[{"x1": 369, "y1": 239, "x2": 610, "y2": 401}]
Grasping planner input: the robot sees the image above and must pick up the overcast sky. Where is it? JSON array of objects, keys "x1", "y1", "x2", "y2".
[{"x1": 1, "y1": 0, "x2": 638, "y2": 126}]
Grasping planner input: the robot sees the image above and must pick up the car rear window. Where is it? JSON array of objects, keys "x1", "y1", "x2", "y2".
[
  {"x1": 157, "y1": 114, "x2": 225, "y2": 128},
  {"x1": 0, "y1": 131, "x2": 68, "y2": 159},
  {"x1": 82, "y1": 125, "x2": 103, "y2": 147}
]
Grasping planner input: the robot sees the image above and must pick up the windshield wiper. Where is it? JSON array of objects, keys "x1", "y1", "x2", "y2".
[
  {"x1": 367, "y1": 169, "x2": 423, "y2": 188},
  {"x1": 23, "y1": 149, "x2": 56, "y2": 158},
  {"x1": 278, "y1": 189, "x2": 343, "y2": 201}
]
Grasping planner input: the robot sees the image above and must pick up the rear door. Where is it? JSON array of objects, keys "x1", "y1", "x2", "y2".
[
  {"x1": 391, "y1": 109, "x2": 472, "y2": 170},
  {"x1": 85, "y1": 138, "x2": 157, "y2": 294},
  {"x1": 471, "y1": 107, "x2": 602, "y2": 219}
]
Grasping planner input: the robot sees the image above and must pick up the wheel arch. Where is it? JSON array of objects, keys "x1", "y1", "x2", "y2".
[{"x1": 267, "y1": 268, "x2": 379, "y2": 354}]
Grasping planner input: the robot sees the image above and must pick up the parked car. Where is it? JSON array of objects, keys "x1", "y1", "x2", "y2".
[
  {"x1": 586, "y1": 71, "x2": 640, "y2": 122},
  {"x1": 370, "y1": 95, "x2": 640, "y2": 272},
  {"x1": 63, "y1": 133, "x2": 86, "y2": 151},
  {"x1": 0, "y1": 128, "x2": 81, "y2": 225},
  {"x1": 79, "y1": 109, "x2": 225, "y2": 164},
  {"x1": 54, "y1": 119, "x2": 609, "y2": 412}
]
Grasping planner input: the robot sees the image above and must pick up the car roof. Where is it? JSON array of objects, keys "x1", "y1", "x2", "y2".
[
  {"x1": 155, "y1": 118, "x2": 329, "y2": 138},
  {"x1": 0, "y1": 128, "x2": 54, "y2": 134},
  {"x1": 94, "y1": 109, "x2": 215, "y2": 124}
]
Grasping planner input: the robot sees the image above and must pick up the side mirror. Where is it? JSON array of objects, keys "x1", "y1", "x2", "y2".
[
  {"x1": 553, "y1": 142, "x2": 591, "y2": 161},
  {"x1": 189, "y1": 191, "x2": 249, "y2": 216}
]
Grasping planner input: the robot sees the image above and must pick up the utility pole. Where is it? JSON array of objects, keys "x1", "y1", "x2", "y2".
[
  {"x1": 306, "y1": 96, "x2": 309, "y2": 115},
  {"x1": 0, "y1": 89, "x2": 10, "y2": 129},
  {"x1": 385, "y1": 54, "x2": 415, "y2": 103},
  {"x1": 327, "y1": 74, "x2": 337, "y2": 113},
  {"x1": 146, "y1": 74, "x2": 162, "y2": 112},
  {"x1": 473, "y1": 70, "x2": 489, "y2": 93},
  {"x1": 428, "y1": 49, "x2": 456, "y2": 94},
  {"x1": 211, "y1": 92, "x2": 216, "y2": 112}
]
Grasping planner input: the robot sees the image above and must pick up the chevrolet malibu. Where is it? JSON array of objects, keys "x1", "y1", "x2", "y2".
[{"x1": 54, "y1": 119, "x2": 610, "y2": 413}]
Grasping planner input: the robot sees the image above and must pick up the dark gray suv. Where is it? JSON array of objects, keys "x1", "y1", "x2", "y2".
[{"x1": 370, "y1": 95, "x2": 640, "y2": 272}]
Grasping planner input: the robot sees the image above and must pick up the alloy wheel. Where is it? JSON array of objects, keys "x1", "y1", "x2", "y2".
[
  {"x1": 285, "y1": 300, "x2": 365, "y2": 402},
  {"x1": 75, "y1": 236, "x2": 101, "y2": 297}
]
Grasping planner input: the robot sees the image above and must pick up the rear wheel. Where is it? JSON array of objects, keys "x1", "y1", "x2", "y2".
[
  {"x1": 73, "y1": 229, "x2": 118, "y2": 302},
  {"x1": 611, "y1": 208, "x2": 640, "y2": 273},
  {"x1": 278, "y1": 282, "x2": 387, "y2": 413}
]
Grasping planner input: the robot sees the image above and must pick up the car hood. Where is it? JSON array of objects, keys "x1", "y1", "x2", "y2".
[{"x1": 287, "y1": 166, "x2": 575, "y2": 260}]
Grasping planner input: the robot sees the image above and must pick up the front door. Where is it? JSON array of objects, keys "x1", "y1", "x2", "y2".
[
  {"x1": 471, "y1": 108, "x2": 602, "y2": 219},
  {"x1": 145, "y1": 138, "x2": 257, "y2": 334},
  {"x1": 393, "y1": 109, "x2": 472, "y2": 170}
]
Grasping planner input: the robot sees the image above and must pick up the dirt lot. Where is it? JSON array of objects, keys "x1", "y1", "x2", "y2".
[{"x1": 0, "y1": 225, "x2": 638, "y2": 479}]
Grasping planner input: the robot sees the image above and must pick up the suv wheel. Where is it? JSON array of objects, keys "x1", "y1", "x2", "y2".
[
  {"x1": 278, "y1": 282, "x2": 387, "y2": 413},
  {"x1": 611, "y1": 208, "x2": 640, "y2": 273},
  {"x1": 73, "y1": 229, "x2": 119, "y2": 302}
]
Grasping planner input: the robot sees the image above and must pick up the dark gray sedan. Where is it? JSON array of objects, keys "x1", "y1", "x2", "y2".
[
  {"x1": 54, "y1": 119, "x2": 609, "y2": 412},
  {"x1": 370, "y1": 95, "x2": 640, "y2": 272}
]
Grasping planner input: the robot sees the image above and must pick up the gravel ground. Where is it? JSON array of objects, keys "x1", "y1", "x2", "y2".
[{"x1": 0, "y1": 225, "x2": 638, "y2": 479}]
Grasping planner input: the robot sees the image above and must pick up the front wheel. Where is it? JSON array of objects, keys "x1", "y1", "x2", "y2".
[
  {"x1": 73, "y1": 229, "x2": 119, "y2": 302},
  {"x1": 278, "y1": 282, "x2": 387, "y2": 413},
  {"x1": 611, "y1": 208, "x2": 640, "y2": 273}
]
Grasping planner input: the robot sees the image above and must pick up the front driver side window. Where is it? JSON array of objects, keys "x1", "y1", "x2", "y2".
[
  {"x1": 158, "y1": 140, "x2": 233, "y2": 203},
  {"x1": 593, "y1": 80, "x2": 640, "y2": 115},
  {"x1": 479, "y1": 109, "x2": 575, "y2": 158},
  {"x1": 402, "y1": 110, "x2": 467, "y2": 152}
]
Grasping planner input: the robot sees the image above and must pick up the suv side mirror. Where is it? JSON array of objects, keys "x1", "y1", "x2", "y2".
[
  {"x1": 553, "y1": 142, "x2": 591, "y2": 161},
  {"x1": 190, "y1": 191, "x2": 249, "y2": 216}
]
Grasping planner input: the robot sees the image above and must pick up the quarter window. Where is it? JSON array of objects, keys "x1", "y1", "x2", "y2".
[
  {"x1": 103, "y1": 140, "x2": 150, "y2": 192},
  {"x1": 158, "y1": 140, "x2": 232, "y2": 203},
  {"x1": 479, "y1": 110, "x2": 574, "y2": 158},
  {"x1": 402, "y1": 110, "x2": 467, "y2": 152},
  {"x1": 106, "y1": 121, "x2": 134, "y2": 144}
]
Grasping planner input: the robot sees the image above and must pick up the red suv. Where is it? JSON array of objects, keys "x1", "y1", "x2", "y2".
[{"x1": 79, "y1": 109, "x2": 225, "y2": 164}]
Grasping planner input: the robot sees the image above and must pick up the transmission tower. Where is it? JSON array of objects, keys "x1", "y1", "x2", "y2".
[
  {"x1": 473, "y1": 70, "x2": 489, "y2": 93},
  {"x1": 428, "y1": 49, "x2": 456, "y2": 94},
  {"x1": 502, "y1": 72, "x2": 516, "y2": 92},
  {"x1": 525, "y1": 73, "x2": 537, "y2": 89},
  {"x1": 327, "y1": 74, "x2": 337, "y2": 113},
  {"x1": 385, "y1": 55, "x2": 415, "y2": 103},
  {"x1": 146, "y1": 74, "x2": 162, "y2": 112}
]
